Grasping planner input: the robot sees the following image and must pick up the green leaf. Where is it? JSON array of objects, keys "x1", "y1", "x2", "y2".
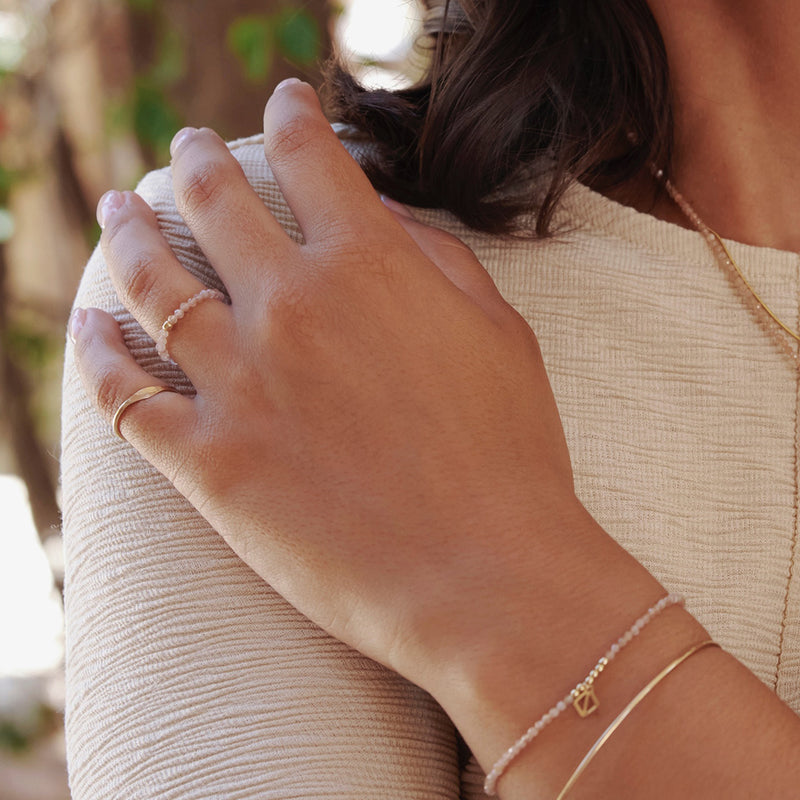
[
  {"x1": 132, "y1": 81, "x2": 183, "y2": 159},
  {"x1": 0, "y1": 165, "x2": 17, "y2": 198},
  {"x1": 227, "y1": 15, "x2": 275, "y2": 83},
  {"x1": 0, "y1": 165, "x2": 25, "y2": 206},
  {"x1": 6, "y1": 320, "x2": 54, "y2": 370},
  {"x1": 275, "y1": 9, "x2": 321, "y2": 66},
  {"x1": 150, "y1": 25, "x2": 186, "y2": 86},
  {"x1": 0, "y1": 721, "x2": 29, "y2": 753},
  {"x1": 0, "y1": 208, "x2": 14, "y2": 243},
  {"x1": 104, "y1": 97, "x2": 134, "y2": 138}
]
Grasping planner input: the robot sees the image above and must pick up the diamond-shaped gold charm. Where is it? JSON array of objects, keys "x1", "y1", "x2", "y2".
[{"x1": 573, "y1": 684, "x2": 599, "y2": 718}]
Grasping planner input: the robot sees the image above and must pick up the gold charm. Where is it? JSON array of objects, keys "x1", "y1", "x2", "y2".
[{"x1": 572, "y1": 684, "x2": 599, "y2": 718}]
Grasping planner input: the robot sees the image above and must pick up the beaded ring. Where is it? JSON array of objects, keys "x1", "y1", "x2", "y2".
[{"x1": 156, "y1": 287, "x2": 225, "y2": 363}]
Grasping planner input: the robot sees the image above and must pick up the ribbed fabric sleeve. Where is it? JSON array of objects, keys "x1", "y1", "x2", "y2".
[{"x1": 62, "y1": 132, "x2": 800, "y2": 799}]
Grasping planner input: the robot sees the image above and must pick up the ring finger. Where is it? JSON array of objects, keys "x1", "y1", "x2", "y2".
[
  {"x1": 71, "y1": 307, "x2": 196, "y2": 464},
  {"x1": 99, "y1": 190, "x2": 234, "y2": 379}
]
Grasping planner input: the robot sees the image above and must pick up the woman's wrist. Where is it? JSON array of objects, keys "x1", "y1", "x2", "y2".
[
  {"x1": 411, "y1": 500, "x2": 707, "y2": 796},
  {"x1": 452, "y1": 607, "x2": 705, "y2": 798}
]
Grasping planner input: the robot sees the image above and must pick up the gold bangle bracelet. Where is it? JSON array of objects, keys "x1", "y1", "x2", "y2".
[{"x1": 555, "y1": 639, "x2": 720, "y2": 800}]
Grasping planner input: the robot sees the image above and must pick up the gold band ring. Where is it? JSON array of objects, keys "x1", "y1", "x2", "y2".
[{"x1": 112, "y1": 385, "x2": 180, "y2": 441}]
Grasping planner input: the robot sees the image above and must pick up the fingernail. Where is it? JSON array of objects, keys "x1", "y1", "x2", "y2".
[
  {"x1": 170, "y1": 126, "x2": 198, "y2": 158},
  {"x1": 97, "y1": 190, "x2": 124, "y2": 229},
  {"x1": 274, "y1": 77, "x2": 303, "y2": 93},
  {"x1": 198, "y1": 126, "x2": 223, "y2": 143},
  {"x1": 380, "y1": 194, "x2": 415, "y2": 219},
  {"x1": 69, "y1": 308, "x2": 87, "y2": 343}
]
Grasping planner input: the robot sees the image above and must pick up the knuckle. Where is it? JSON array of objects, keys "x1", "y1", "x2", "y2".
[
  {"x1": 267, "y1": 113, "x2": 318, "y2": 163},
  {"x1": 322, "y1": 237, "x2": 404, "y2": 283},
  {"x1": 72, "y1": 321, "x2": 96, "y2": 364},
  {"x1": 266, "y1": 282, "x2": 319, "y2": 345},
  {"x1": 120, "y1": 250, "x2": 163, "y2": 307},
  {"x1": 363, "y1": 248, "x2": 402, "y2": 284},
  {"x1": 180, "y1": 157, "x2": 231, "y2": 213},
  {"x1": 101, "y1": 212, "x2": 128, "y2": 250},
  {"x1": 92, "y1": 360, "x2": 125, "y2": 420},
  {"x1": 186, "y1": 416, "x2": 275, "y2": 503}
]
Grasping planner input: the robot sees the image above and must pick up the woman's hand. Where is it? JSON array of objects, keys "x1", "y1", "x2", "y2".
[{"x1": 71, "y1": 78, "x2": 591, "y2": 675}]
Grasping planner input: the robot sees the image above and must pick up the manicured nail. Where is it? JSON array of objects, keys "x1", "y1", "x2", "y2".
[
  {"x1": 170, "y1": 126, "x2": 198, "y2": 158},
  {"x1": 69, "y1": 308, "x2": 87, "y2": 343},
  {"x1": 274, "y1": 77, "x2": 303, "y2": 93},
  {"x1": 97, "y1": 191, "x2": 124, "y2": 229},
  {"x1": 198, "y1": 126, "x2": 223, "y2": 142},
  {"x1": 380, "y1": 194, "x2": 415, "y2": 219}
]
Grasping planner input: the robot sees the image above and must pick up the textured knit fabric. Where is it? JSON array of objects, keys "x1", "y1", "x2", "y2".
[{"x1": 61, "y1": 132, "x2": 800, "y2": 798}]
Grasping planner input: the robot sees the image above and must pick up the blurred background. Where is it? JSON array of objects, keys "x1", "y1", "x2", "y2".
[{"x1": 0, "y1": 0, "x2": 421, "y2": 796}]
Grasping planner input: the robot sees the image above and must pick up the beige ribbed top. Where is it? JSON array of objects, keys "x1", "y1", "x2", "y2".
[{"x1": 61, "y1": 133, "x2": 800, "y2": 798}]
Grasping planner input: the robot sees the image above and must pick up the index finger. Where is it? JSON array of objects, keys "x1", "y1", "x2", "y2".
[{"x1": 263, "y1": 79, "x2": 389, "y2": 245}]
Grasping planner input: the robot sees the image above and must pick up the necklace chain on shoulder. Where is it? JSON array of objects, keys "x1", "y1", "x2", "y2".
[{"x1": 652, "y1": 166, "x2": 800, "y2": 361}]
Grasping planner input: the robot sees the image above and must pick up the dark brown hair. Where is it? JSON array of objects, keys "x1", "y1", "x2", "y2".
[{"x1": 324, "y1": 0, "x2": 671, "y2": 235}]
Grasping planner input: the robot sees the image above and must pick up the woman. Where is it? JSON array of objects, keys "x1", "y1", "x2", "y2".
[{"x1": 62, "y1": 0, "x2": 800, "y2": 797}]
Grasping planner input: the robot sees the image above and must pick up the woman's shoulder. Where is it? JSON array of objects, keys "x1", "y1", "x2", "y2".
[{"x1": 128, "y1": 126, "x2": 710, "y2": 295}]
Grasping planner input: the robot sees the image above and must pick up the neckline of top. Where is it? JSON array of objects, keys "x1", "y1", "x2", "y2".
[{"x1": 555, "y1": 180, "x2": 800, "y2": 280}]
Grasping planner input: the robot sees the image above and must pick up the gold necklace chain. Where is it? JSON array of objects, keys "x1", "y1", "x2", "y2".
[
  {"x1": 653, "y1": 166, "x2": 800, "y2": 354},
  {"x1": 653, "y1": 168, "x2": 800, "y2": 693}
]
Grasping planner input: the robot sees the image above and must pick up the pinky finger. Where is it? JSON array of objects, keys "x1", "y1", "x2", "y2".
[{"x1": 70, "y1": 307, "x2": 197, "y2": 467}]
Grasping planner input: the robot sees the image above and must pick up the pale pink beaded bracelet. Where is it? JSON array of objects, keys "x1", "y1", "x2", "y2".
[
  {"x1": 483, "y1": 592, "x2": 685, "y2": 796},
  {"x1": 156, "y1": 287, "x2": 226, "y2": 363}
]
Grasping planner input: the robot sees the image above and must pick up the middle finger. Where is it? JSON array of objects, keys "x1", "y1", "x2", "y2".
[{"x1": 169, "y1": 126, "x2": 298, "y2": 305}]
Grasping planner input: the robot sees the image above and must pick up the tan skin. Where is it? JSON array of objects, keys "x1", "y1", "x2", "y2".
[
  {"x1": 69, "y1": 3, "x2": 800, "y2": 797},
  {"x1": 621, "y1": 0, "x2": 800, "y2": 251}
]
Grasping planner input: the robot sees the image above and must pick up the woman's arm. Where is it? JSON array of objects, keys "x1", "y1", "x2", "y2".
[
  {"x1": 69, "y1": 79, "x2": 800, "y2": 797},
  {"x1": 424, "y1": 507, "x2": 800, "y2": 798},
  {"x1": 61, "y1": 143, "x2": 462, "y2": 800}
]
